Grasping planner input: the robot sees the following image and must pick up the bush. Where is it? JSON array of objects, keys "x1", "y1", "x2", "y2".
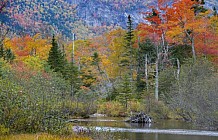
[
  {"x1": 0, "y1": 124, "x2": 9, "y2": 135},
  {"x1": 98, "y1": 101, "x2": 125, "y2": 117},
  {"x1": 150, "y1": 101, "x2": 170, "y2": 119},
  {"x1": 128, "y1": 100, "x2": 146, "y2": 113},
  {"x1": 169, "y1": 58, "x2": 218, "y2": 128},
  {"x1": 0, "y1": 72, "x2": 66, "y2": 133}
]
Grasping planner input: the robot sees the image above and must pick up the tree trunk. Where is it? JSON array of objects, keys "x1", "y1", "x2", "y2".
[
  {"x1": 145, "y1": 54, "x2": 149, "y2": 92},
  {"x1": 155, "y1": 58, "x2": 159, "y2": 101},
  {"x1": 191, "y1": 37, "x2": 196, "y2": 61},
  {"x1": 145, "y1": 54, "x2": 151, "y2": 112},
  {"x1": 177, "y1": 58, "x2": 180, "y2": 80},
  {"x1": 185, "y1": 30, "x2": 196, "y2": 61}
]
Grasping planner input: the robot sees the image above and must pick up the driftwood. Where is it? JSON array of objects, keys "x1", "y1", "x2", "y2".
[{"x1": 126, "y1": 112, "x2": 152, "y2": 123}]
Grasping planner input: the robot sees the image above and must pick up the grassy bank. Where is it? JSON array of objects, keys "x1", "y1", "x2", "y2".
[{"x1": 0, "y1": 133, "x2": 91, "y2": 140}]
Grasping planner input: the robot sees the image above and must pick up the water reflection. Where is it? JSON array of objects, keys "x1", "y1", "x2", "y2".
[
  {"x1": 124, "y1": 122, "x2": 151, "y2": 128},
  {"x1": 122, "y1": 133, "x2": 218, "y2": 140},
  {"x1": 74, "y1": 117, "x2": 218, "y2": 140}
]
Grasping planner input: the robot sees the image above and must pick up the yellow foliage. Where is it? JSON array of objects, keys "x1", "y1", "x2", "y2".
[
  {"x1": 98, "y1": 101, "x2": 125, "y2": 117},
  {"x1": 23, "y1": 56, "x2": 45, "y2": 71},
  {"x1": 210, "y1": 16, "x2": 218, "y2": 34}
]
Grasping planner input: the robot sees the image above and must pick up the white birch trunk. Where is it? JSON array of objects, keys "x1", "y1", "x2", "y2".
[
  {"x1": 155, "y1": 58, "x2": 159, "y2": 101},
  {"x1": 145, "y1": 54, "x2": 148, "y2": 92}
]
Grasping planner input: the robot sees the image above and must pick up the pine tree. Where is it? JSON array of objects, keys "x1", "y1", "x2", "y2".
[
  {"x1": 121, "y1": 15, "x2": 135, "y2": 87},
  {"x1": 125, "y1": 15, "x2": 134, "y2": 51},
  {"x1": 48, "y1": 35, "x2": 66, "y2": 74},
  {"x1": 213, "y1": 7, "x2": 217, "y2": 16},
  {"x1": 136, "y1": 39, "x2": 156, "y2": 93},
  {"x1": 0, "y1": 43, "x2": 15, "y2": 63},
  {"x1": 0, "y1": 44, "x2": 4, "y2": 58},
  {"x1": 4, "y1": 48, "x2": 15, "y2": 63},
  {"x1": 64, "y1": 63, "x2": 81, "y2": 97},
  {"x1": 117, "y1": 75, "x2": 132, "y2": 110}
]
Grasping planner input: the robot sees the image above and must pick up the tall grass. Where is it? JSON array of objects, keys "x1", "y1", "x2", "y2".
[{"x1": 0, "y1": 133, "x2": 91, "y2": 140}]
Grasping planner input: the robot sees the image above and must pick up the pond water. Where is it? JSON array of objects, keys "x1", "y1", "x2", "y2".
[{"x1": 72, "y1": 117, "x2": 218, "y2": 140}]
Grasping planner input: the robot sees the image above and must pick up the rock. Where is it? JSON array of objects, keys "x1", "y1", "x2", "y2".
[
  {"x1": 89, "y1": 113, "x2": 107, "y2": 117},
  {"x1": 126, "y1": 112, "x2": 152, "y2": 123},
  {"x1": 73, "y1": 126, "x2": 90, "y2": 134}
]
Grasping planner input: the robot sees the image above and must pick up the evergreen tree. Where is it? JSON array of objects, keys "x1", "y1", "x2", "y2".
[
  {"x1": 213, "y1": 7, "x2": 217, "y2": 16},
  {"x1": 64, "y1": 63, "x2": 81, "y2": 97},
  {"x1": 136, "y1": 39, "x2": 156, "y2": 93},
  {"x1": 48, "y1": 35, "x2": 66, "y2": 74},
  {"x1": 125, "y1": 15, "x2": 134, "y2": 51},
  {"x1": 0, "y1": 43, "x2": 15, "y2": 63},
  {"x1": 4, "y1": 48, "x2": 15, "y2": 63},
  {"x1": 0, "y1": 44, "x2": 4, "y2": 58},
  {"x1": 121, "y1": 15, "x2": 135, "y2": 87},
  {"x1": 117, "y1": 75, "x2": 132, "y2": 110}
]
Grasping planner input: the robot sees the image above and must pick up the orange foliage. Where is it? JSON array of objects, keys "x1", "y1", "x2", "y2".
[
  {"x1": 4, "y1": 34, "x2": 50, "y2": 61},
  {"x1": 138, "y1": 0, "x2": 218, "y2": 63}
]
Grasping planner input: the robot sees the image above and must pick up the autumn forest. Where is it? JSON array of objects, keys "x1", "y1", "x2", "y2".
[{"x1": 0, "y1": 0, "x2": 218, "y2": 139}]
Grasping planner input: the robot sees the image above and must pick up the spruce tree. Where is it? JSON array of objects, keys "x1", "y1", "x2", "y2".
[
  {"x1": 125, "y1": 15, "x2": 134, "y2": 64},
  {"x1": 125, "y1": 15, "x2": 134, "y2": 51},
  {"x1": 4, "y1": 48, "x2": 15, "y2": 63},
  {"x1": 121, "y1": 15, "x2": 135, "y2": 87},
  {"x1": 48, "y1": 35, "x2": 66, "y2": 74},
  {"x1": 0, "y1": 44, "x2": 4, "y2": 58},
  {"x1": 213, "y1": 7, "x2": 217, "y2": 16},
  {"x1": 136, "y1": 39, "x2": 156, "y2": 93},
  {"x1": 117, "y1": 75, "x2": 132, "y2": 110}
]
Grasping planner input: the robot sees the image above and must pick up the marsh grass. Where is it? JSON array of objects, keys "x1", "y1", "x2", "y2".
[{"x1": 0, "y1": 133, "x2": 91, "y2": 140}]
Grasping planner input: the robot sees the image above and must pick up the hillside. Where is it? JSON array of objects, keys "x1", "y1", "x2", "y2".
[
  {"x1": 1, "y1": 0, "x2": 217, "y2": 39},
  {"x1": 0, "y1": 0, "x2": 218, "y2": 137}
]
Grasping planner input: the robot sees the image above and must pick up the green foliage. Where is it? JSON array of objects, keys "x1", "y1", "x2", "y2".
[
  {"x1": 0, "y1": 124, "x2": 9, "y2": 135},
  {"x1": 170, "y1": 44, "x2": 192, "y2": 65},
  {"x1": 159, "y1": 67, "x2": 177, "y2": 102},
  {"x1": 125, "y1": 15, "x2": 134, "y2": 49},
  {"x1": 127, "y1": 100, "x2": 146, "y2": 113},
  {"x1": 48, "y1": 35, "x2": 67, "y2": 74},
  {"x1": 0, "y1": 45, "x2": 15, "y2": 63},
  {"x1": 0, "y1": 59, "x2": 10, "y2": 78},
  {"x1": 0, "y1": 78, "x2": 26, "y2": 132},
  {"x1": 0, "y1": 68, "x2": 97, "y2": 133},
  {"x1": 62, "y1": 63, "x2": 81, "y2": 97},
  {"x1": 168, "y1": 58, "x2": 218, "y2": 127},
  {"x1": 98, "y1": 101, "x2": 125, "y2": 117},
  {"x1": 136, "y1": 39, "x2": 156, "y2": 93},
  {"x1": 150, "y1": 101, "x2": 170, "y2": 119},
  {"x1": 23, "y1": 56, "x2": 46, "y2": 71},
  {"x1": 91, "y1": 52, "x2": 100, "y2": 66},
  {"x1": 0, "y1": 45, "x2": 4, "y2": 58},
  {"x1": 4, "y1": 49, "x2": 15, "y2": 63},
  {"x1": 115, "y1": 75, "x2": 133, "y2": 110},
  {"x1": 120, "y1": 15, "x2": 135, "y2": 80},
  {"x1": 213, "y1": 7, "x2": 217, "y2": 16}
]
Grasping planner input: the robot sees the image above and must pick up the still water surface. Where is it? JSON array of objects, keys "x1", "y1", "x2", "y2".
[{"x1": 73, "y1": 117, "x2": 218, "y2": 140}]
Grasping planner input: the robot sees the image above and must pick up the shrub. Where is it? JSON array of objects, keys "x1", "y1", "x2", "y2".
[
  {"x1": 98, "y1": 101, "x2": 125, "y2": 117},
  {"x1": 0, "y1": 124, "x2": 9, "y2": 135},
  {"x1": 128, "y1": 100, "x2": 145, "y2": 113},
  {"x1": 150, "y1": 101, "x2": 170, "y2": 119},
  {"x1": 169, "y1": 58, "x2": 218, "y2": 128}
]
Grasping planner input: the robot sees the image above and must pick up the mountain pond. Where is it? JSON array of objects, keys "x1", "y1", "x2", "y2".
[{"x1": 71, "y1": 117, "x2": 218, "y2": 140}]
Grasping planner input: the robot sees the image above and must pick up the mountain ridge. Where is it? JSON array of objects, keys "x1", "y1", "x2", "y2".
[{"x1": 1, "y1": 0, "x2": 217, "y2": 39}]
